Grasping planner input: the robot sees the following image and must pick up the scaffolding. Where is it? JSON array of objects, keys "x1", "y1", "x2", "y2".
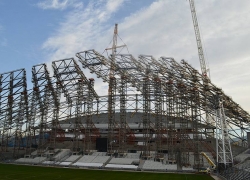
[
  {"x1": 0, "y1": 49, "x2": 249, "y2": 169},
  {"x1": 0, "y1": 69, "x2": 27, "y2": 157},
  {"x1": 52, "y1": 58, "x2": 99, "y2": 154}
]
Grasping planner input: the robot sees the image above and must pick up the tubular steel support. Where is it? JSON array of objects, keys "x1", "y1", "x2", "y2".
[
  {"x1": 76, "y1": 49, "x2": 246, "y2": 165},
  {"x1": 85, "y1": 78, "x2": 100, "y2": 153},
  {"x1": 0, "y1": 69, "x2": 27, "y2": 157},
  {"x1": 166, "y1": 78, "x2": 176, "y2": 163},
  {"x1": 0, "y1": 47, "x2": 248, "y2": 169},
  {"x1": 32, "y1": 64, "x2": 63, "y2": 153},
  {"x1": 52, "y1": 58, "x2": 99, "y2": 153},
  {"x1": 107, "y1": 76, "x2": 117, "y2": 154},
  {"x1": 118, "y1": 75, "x2": 127, "y2": 154},
  {"x1": 142, "y1": 76, "x2": 151, "y2": 159},
  {"x1": 154, "y1": 77, "x2": 163, "y2": 160},
  {"x1": 24, "y1": 90, "x2": 34, "y2": 155},
  {"x1": 215, "y1": 94, "x2": 233, "y2": 169}
]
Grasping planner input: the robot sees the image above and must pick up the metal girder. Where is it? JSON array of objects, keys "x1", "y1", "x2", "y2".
[
  {"x1": 0, "y1": 69, "x2": 27, "y2": 157},
  {"x1": 84, "y1": 78, "x2": 100, "y2": 153},
  {"x1": 181, "y1": 59, "x2": 250, "y2": 147},
  {"x1": 32, "y1": 63, "x2": 62, "y2": 152},
  {"x1": 76, "y1": 50, "x2": 112, "y2": 83},
  {"x1": 77, "y1": 51, "x2": 138, "y2": 154},
  {"x1": 52, "y1": 58, "x2": 99, "y2": 153},
  {"x1": 113, "y1": 54, "x2": 156, "y2": 158},
  {"x1": 142, "y1": 56, "x2": 202, "y2": 166},
  {"x1": 76, "y1": 49, "x2": 249, "y2": 164},
  {"x1": 0, "y1": 47, "x2": 249, "y2": 169}
]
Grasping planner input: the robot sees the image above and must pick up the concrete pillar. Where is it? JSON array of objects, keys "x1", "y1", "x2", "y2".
[
  {"x1": 176, "y1": 149, "x2": 182, "y2": 170},
  {"x1": 247, "y1": 132, "x2": 250, "y2": 148}
]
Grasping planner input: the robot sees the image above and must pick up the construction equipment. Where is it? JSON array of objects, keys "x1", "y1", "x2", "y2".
[
  {"x1": 188, "y1": 0, "x2": 209, "y2": 78},
  {"x1": 189, "y1": 1, "x2": 233, "y2": 168},
  {"x1": 200, "y1": 152, "x2": 216, "y2": 174}
]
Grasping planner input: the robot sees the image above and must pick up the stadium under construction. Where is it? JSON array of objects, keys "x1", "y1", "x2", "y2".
[
  {"x1": 1, "y1": 2, "x2": 250, "y2": 178},
  {"x1": 0, "y1": 46, "x2": 250, "y2": 168}
]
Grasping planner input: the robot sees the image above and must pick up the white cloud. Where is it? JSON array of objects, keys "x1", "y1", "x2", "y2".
[
  {"x1": 42, "y1": 0, "x2": 125, "y2": 61},
  {"x1": 42, "y1": 0, "x2": 125, "y2": 96},
  {"x1": 37, "y1": 0, "x2": 83, "y2": 10},
  {"x1": 106, "y1": 0, "x2": 125, "y2": 13},
  {"x1": 119, "y1": 1, "x2": 194, "y2": 59},
  {"x1": 41, "y1": 0, "x2": 250, "y2": 112}
]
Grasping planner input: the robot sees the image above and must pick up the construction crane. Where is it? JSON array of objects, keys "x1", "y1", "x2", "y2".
[
  {"x1": 188, "y1": 0, "x2": 209, "y2": 78},
  {"x1": 105, "y1": 24, "x2": 127, "y2": 154},
  {"x1": 189, "y1": 0, "x2": 233, "y2": 169},
  {"x1": 188, "y1": 0, "x2": 214, "y2": 136}
]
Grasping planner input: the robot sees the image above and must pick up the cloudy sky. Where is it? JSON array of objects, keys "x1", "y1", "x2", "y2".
[{"x1": 0, "y1": 0, "x2": 249, "y2": 112}]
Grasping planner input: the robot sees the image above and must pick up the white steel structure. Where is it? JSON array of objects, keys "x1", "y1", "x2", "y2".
[{"x1": 216, "y1": 99, "x2": 233, "y2": 168}]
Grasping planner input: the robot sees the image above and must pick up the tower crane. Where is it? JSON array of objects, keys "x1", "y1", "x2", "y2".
[
  {"x1": 188, "y1": 0, "x2": 233, "y2": 169},
  {"x1": 188, "y1": 0, "x2": 213, "y2": 134},
  {"x1": 188, "y1": 0, "x2": 209, "y2": 78}
]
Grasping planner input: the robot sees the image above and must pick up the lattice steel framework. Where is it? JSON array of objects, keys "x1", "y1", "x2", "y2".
[
  {"x1": 23, "y1": 90, "x2": 34, "y2": 156},
  {"x1": 77, "y1": 51, "x2": 137, "y2": 154},
  {"x1": 114, "y1": 54, "x2": 153, "y2": 158},
  {"x1": 31, "y1": 64, "x2": 63, "y2": 153},
  {"x1": 76, "y1": 49, "x2": 250, "y2": 167},
  {"x1": 0, "y1": 69, "x2": 28, "y2": 156},
  {"x1": 215, "y1": 94, "x2": 234, "y2": 168},
  {"x1": 0, "y1": 48, "x2": 249, "y2": 169},
  {"x1": 52, "y1": 58, "x2": 99, "y2": 153},
  {"x1": 118, "y1": 75, "x2": 127, "y2": 153},
  {"x1": 85, "y1": 78, "x2": 100, "y2": 153}
]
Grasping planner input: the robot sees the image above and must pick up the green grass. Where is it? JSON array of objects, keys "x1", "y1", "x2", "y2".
[{"x1": 0, "y1": 163, "x2": 214, "y2": 180}]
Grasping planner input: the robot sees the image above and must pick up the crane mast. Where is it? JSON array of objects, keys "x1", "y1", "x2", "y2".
[
  {"x1": 111, "y1": 23, "x2": 118, "y2": 76},
  {"x1": 189, "y1": 0, "x2": 208, "y2": 77},
  {"x1": 189, "y1": 0, "x2": 233, "y2": 169},
  {"x1": 107, "y1": 24, "x2": 118, "y2": 154},
  {"x1": 105, "y1": 24, "x2": 126, "y2": 154}
]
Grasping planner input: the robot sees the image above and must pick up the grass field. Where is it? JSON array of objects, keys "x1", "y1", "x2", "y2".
[{"x1": 0, "y1": 164, "x2": 214, "y2": 180}]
